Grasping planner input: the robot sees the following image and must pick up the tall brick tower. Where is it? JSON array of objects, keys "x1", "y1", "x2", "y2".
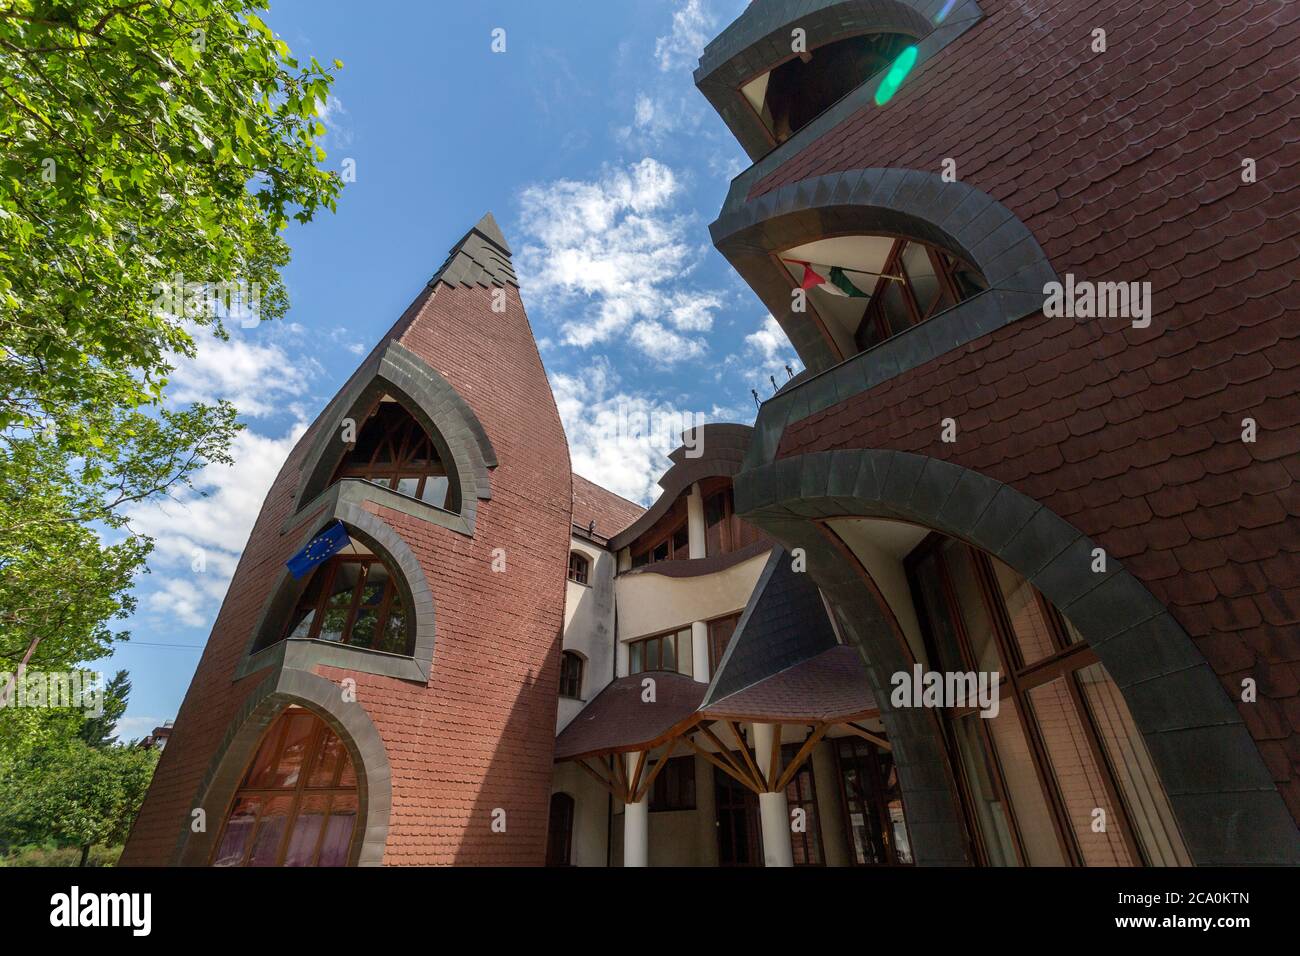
[{"x1": 121, "y1": 214, "x2": 573, "y2": 866}]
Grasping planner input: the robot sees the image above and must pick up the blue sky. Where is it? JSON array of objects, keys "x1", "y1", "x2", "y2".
[{"x1": 102, "y1": 0, "x2": 804, "y2": 738}]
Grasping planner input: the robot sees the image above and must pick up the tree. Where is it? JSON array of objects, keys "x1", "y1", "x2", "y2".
[
  {"x1": 78, "y1": 669, "x2": 131, "y2": 748},
  {"x1": 0, "y1": 2, "x2": 342, "y2": 693},
  {"x1": 0, "y1": 740, "x2": 159, "y2": 865}
]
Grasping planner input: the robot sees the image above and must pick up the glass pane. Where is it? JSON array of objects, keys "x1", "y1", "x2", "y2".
[
  {"x1": 283, "y1": 796, "x2": 328, "y2": 867},
  {"x1": 944, "y1": 544, "x2": 1002, "y2": 676},
  {"x1": 246, "y1": 796, "x2": 292, "y2": 866},
  {"x1": 379, "y1": 599, "x2": 408, "y2": 655},
  {"x1": 953, "y1": 715, "x2": 1017, "y2": 866},
  {"x1": 286, "y1": 607, "x2": 316, "y2": 641},
  {"x1": 672, "y1": 525, "x2": 689, "y2": 559},
  {"x1": 985, "y1": 697, "x2": 1067, "y2": 865},
  {"x1": 662, "y1": 633, "x2": 676, "y2": 671},
  {"x1": 243, "y1": 722, "x2": 287, "y2": 789},
  {"x1": 307, "y1": 730, "x2": 346, "y2": 788},
  {"x1": 421, "y1": 475, "x2": 449, "y2": 508},
  {"x1": 266, "y1": 712, "x2": 315, "y2": 789},
  {"x1": 395, "y1": 477, "x2": 419, "y2": 498},
  {"x1": 629, "y1": 641, "x2": 643, "y2": 674},
  {"x1": 652, "y1": 541, "x2": 669, "y2": 563},
  {"x1": 1028, "y1": 677, "x2": 1135, "y2": 865},
  {"x1": 911, "y1": 552, "x2": 965, "y2": 673},
  {"x1": 318, "y1": 795, "x2": 358, "y2": 866},
  {"x1": 678, "y1": 629, "x2": 693, "y2": 678},
  {"x1": 1076, "y1": 663, "x2": 1191, "y2": 866},
  {"x1": 347, "y1": 564, "x2": 386, "y2": 649},
  {"x1": 212, "y1": 797, "x2": 260, "y2": 866},
  {"x1": 901, "y1": 241, "x2": 944, "y2": 315},
  {"x1": 951, "y1": 259, "x2": 989, "y2": 299},
  {"x1": 880, "y1": 279, "x2": 912, "y2": 336},
  {"x1": 646, "y1": 639, "x2": 660, "y2": 671},
  {"x1": 991, "y1": 558, "x2": 1058, "y2": 666},
  {"x1": 318, "y1": 563, "x2": 362, "y2": 643}
]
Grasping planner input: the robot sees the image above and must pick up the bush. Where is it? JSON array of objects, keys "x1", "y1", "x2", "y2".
[{"x1": 0, "y1": 844, "x2": 123, "y2": 867}]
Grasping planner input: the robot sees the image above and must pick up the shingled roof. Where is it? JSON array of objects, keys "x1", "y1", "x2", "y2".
[
  {"x1": 571, "y1": 474, "x2": 646, "y2": 544},
  {"x1": 429, "y1": 212, "x2": 518, "y2": 288},
  {"x1": 554, "y1": 672, "x2": 705, "y2": 761},
  {"x1": 701, "y1": 646, "x2": 877, "y2": 723}
]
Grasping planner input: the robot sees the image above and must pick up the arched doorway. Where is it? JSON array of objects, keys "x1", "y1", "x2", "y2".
[{"x1": 211, "y1": 706, "x2": 360, "y2": 867}]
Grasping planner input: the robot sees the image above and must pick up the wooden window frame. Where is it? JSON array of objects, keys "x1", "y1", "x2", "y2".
[
  {"x1": 782, "y1": 741, "x2": 825, "y2": 866},
  {"x1": 630, "y1": 516, "x2": 691, "y2": 568},
  {"x1": 559, "y1": 650, "x2": 584, "y2": 700},
  {"x1": 853, "y1": 239, "x2": 981, "y2": 351},
  {"x1": 210, "y1": 708, "x2": 359, "y2": 868},
  {"x1": 707, "y1": 612, "x2": 742, "y2": 673},
  {"x1": 626, "y1": 626, "x2": 692, "y2": 677},
  {"x1": 905, "y1": 534, "x2": 1149, "y2": 867},
  {"x1": 330, "y1": 398, "x2": 449, "y2": 506},
  {"x1": 833, "y1": 735, "x2": 911, "y2": 866},
  {"x1": 546, "y1": 792, "x2": 575, "y2": 867},
  {"x1": 568, "y1": 551, "x2": 590, "y2": 586},
  {"x1": 283, "y1": 554, "x2": 412, "y2": 656}
]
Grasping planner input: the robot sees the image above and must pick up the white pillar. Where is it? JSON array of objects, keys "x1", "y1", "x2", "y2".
[
  {"x1": 691, "y1": 620, "x2": 709, "y2": 683},
  {"x1": 623, "y1": 752, "x2": 649, "y2": 867},
  {"x1": 687, "y1": 482, "x2": 706, "y2": 559},
  {"x1": 752, "y1": 723, "x2": 794, "y2": 867}
]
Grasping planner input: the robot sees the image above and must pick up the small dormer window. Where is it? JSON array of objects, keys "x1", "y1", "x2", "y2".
[
  {"x1": 743, "y1": 32, "x2": 914, "y2": 146},
  {"x1": 781, "y1": 235, "x2": 988, "y2": 359},
  {"x1": 331, "y1": 398, "x2": 450, "y2": 509}
]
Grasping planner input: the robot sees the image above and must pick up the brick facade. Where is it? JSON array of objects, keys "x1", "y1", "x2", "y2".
[
  {"x1": 732, "y1": 0, "x2": 1299, "y2": 820},
  {"x1": 121, "y1": 224, "x2": 573, "y2": 865}
]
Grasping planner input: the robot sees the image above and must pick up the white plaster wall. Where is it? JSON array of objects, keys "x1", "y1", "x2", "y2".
[
  {"x1": 558, "y1": 535, "x2": 617, "y2": 732},
  {"x1": 827, "y1": 519, "x2": 930, "y2": 667},
  {"x1": 552, "y1": 761, "x2": 610, "y2": 867},
  {"x1": 614, "y1": 549, "x2": 770, "y2": 654}
]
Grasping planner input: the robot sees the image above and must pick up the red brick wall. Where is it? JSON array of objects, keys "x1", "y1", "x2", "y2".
[
  {"x1": 121, "y1": 280, "x2": 573, "y2": 865},
  {"x1": 756, "y1": 0, "x2": 1299, "y2": 818}
]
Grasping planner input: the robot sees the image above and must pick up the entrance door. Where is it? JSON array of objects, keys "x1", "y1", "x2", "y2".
[
  {"x1": 714, "y1": 765, "x2": 762, "y2": 866},
  {"x1": 546, "y1": 792, "x2": 575, "y2": 866},
  {"x1": 835, "y1": 736, "x2": 913, "y2": 865}
]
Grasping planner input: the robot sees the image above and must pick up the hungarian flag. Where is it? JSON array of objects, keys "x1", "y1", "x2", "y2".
[{"x1": 785, "y1": 260, "x2": 872, "y2": 298}]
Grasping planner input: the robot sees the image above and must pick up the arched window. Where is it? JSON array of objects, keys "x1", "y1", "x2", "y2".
[
  {"x1": 559, "y1": 651, "x2": 584, "y2": 699},
  {"x1": 782, "y1": 235, "x2": 988, "y2": 359},
  {"x1": 282, "y1": 544, "x2": 412, "y2": 656},
  {"x1": 211, "y1": 707, "x2": 359, "y2": 867},
  {"x1": 567, "y1": 551, "x2": 590, "y2": 585},
  {"x1": 545, "y1": 792, "x2": 575, "y2": 866},
  {"x1": 744, "y1": 33, "x2": 914, "y2": 145},
  {"x1": 905, "y1": 536, "x2": 1191, "y2": 867},
  {"x1": 331, "y1": 396, "x2": 450, "y2": 510}
]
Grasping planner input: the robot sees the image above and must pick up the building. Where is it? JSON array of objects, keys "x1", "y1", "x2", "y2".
[{"x1": 122, "y1": 0, "x2": 1299, "y2": 868}]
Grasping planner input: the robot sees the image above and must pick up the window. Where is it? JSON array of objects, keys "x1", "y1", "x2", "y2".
[
  {"x1": 852, "y1": 239, "x2": 987, "y2": 353},
  {"x1": 545, "y1": 793, "x2": 575, "y2": 866},
  {"x1": 834, "y1": 736, "x2": 912, "y2": 866},
  {"x1": 282, "y1": 552, "x2": 411, "y2": 656},
  {"x1": 568, "y1": 551, "x2": 590, "y2": 585},
  {"x1": 780, "y1": 235, "x2": 988, "y2": 361},
  {"x1": 649, "y1": 756, "x2": 697, "y2": 812},
  {"x1": 907, "y1": 538, "x2": 1191, "y2": 867},
  {"x1": 702, "y1": 484, "x2": 764, "y2": 558},
  {"x1": 627, "y1": 627, "x2": 693, "y2": 678},
  {"x1": 331, "y1": 397, "x2": 450, "y2": 509},
  {"x1": 743, "y1": 32, "x2": 914, "y2": 145},
  {"x1": 211, "y1": 707, "x2": 358, "y2": 867},
  {"x1": 707, "y1": 613, "x2": 741, "y2": 672},
  {"x1": 559, "y1": 651, "x2": 583, "y2": 699},
  {"x1": 630, "y1": 517, "x2": 690, "y2": 568},
  {"x1": 783, "y1": 743, "x2": 824, "y2": 865}
]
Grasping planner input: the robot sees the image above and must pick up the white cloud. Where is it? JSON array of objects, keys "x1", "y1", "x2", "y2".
[
  {"x1": 167, "y1": 328, "x2": 318, "y2": 418},
  {"x1": 114, "y1": 715, "x2": 164, "y2": 742},
  {"x1": 516, "y1": 158, "x2": 723, "y2": 364},
  {"x1": 745, "y1": 315, "x2": 788, "y2": 361},
  {"x1": 552, "y1": 358, "x2": 712, "y2": 505},
  {"x1": 654, "y1": 0, "x2": 715, "y2": 72},
  {"x1": 128, "y1": 422, "x2": 308, "y2": 628}
]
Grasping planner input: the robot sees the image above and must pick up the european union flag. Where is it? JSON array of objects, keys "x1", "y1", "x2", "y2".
[{"x1": 286, "y1": 521, "x2": 350, "y2": 579}]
